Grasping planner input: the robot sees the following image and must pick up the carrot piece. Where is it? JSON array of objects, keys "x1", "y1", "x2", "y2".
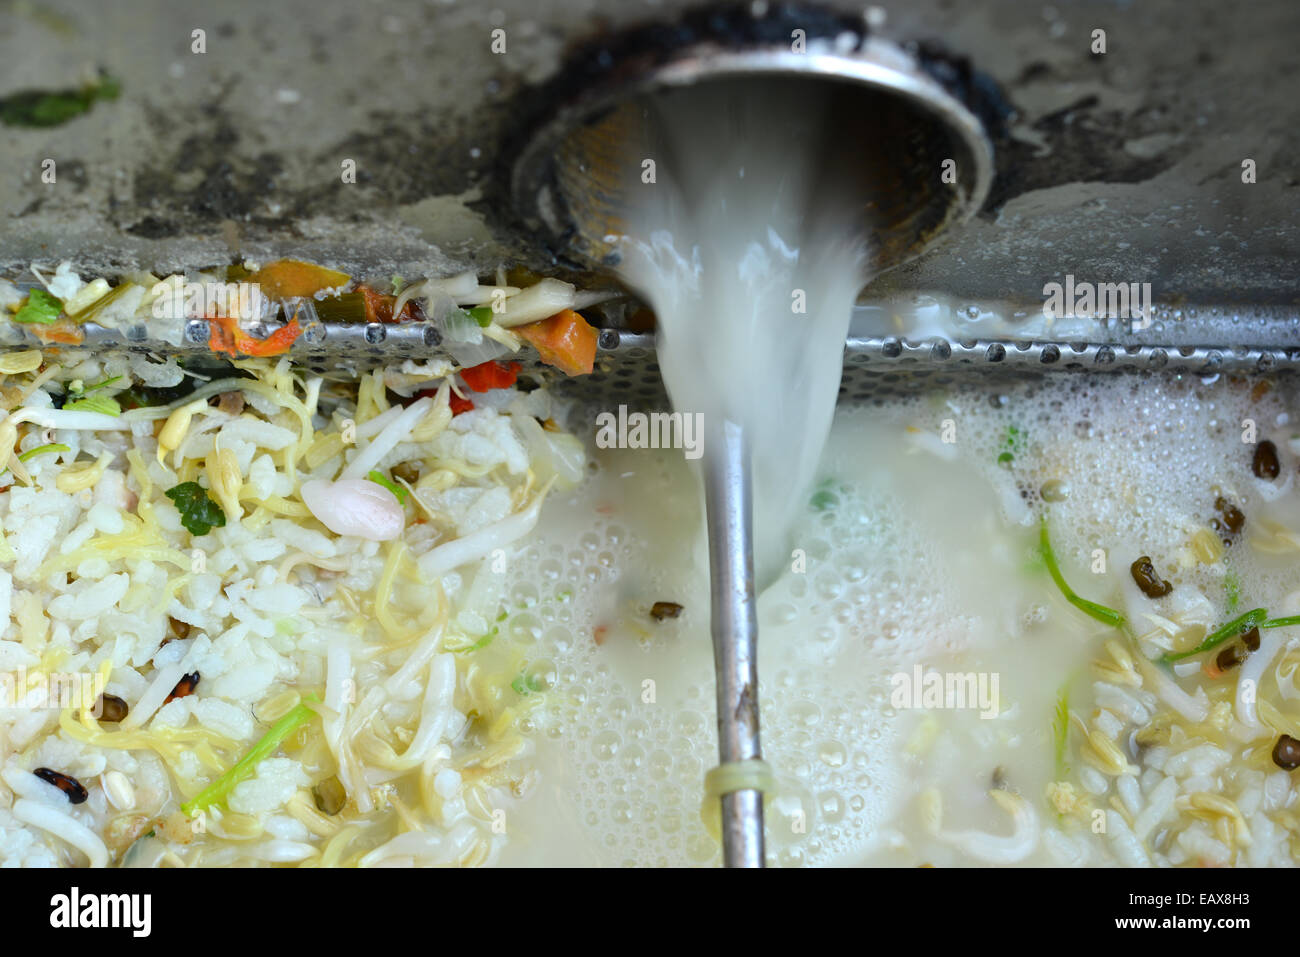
[
  {"x1": 515, "y1": 309, "x2": 597, "y2": 376},
  {"x1": 448, "y1": 392, "x2": 474, "y2": 415},
  {"x1": 246, "y1": 259, "x2": 350, "y2": 300},
  {"x1": 460, "y1": 360, "x2": 521, "y2": 392},
  {"x1": 31, "y1": 319, "x2": 84, "y2": 345},
  {"x1": 208, "y1": 314, "x2": 302, "y2": 357}
]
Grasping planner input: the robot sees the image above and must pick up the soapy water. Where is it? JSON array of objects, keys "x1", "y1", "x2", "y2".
[{"x1": 496, "y1": 373, "x2": 1297, "y2": 866}]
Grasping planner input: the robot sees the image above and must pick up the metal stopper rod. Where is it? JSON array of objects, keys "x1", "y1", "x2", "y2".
[{"x1": 703, "y1": 417, "x2": 765, "y2": 868}]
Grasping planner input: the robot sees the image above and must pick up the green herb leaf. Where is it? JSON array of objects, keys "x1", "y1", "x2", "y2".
[
  {"x1": 17, "y1": 442, "x2": 69, "y2": 463},
  {"x1": 0, "y1": 75, "x2": 120, "y2": 128},
  {"x1": 14, "y1": 288, "x2": 63, "y2": 325},
  {"x1": 164, "y1": 481, "x2": 227, "y2": 537},
  {"x1": 181, "y1": 694, "x2": 318, "y2": 816},
  {"x1": 1039, "y1": 520, "x2": 1126, "y2": 627},
  {"x1": 1162, "y1": 607, "x2": 1268, "y2": 663},
  {"x1": 468, "y1": 305, "x2": 494, "y2": 328},
  {"x1": 366, "y1": 469, "x2": 408, "y2": 503},
  {"x1": 63, "y1": 394, "x2": 120, "y2": 416}
]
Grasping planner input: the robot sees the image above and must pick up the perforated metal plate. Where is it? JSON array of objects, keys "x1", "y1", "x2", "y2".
[{"x1": 7, "y1": 307, "x2": 1297, "y2": 410}]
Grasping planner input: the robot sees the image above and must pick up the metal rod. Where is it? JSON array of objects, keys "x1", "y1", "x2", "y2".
[{"x1": 703, "y1": 417, "x2": 765, "y2": 868}]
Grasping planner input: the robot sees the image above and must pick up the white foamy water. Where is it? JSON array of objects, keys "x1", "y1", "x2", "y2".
[{"x1": 611, "y1": 79, "x2": 869, "y2": 586}]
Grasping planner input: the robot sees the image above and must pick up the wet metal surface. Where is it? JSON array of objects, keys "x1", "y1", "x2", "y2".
[{"x1": 0, "y1": 0, "x2": 1296, "y2": 305}]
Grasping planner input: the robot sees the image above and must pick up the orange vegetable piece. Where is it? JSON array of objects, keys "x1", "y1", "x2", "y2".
[
  {"x1": 246, "y1": 259, "x2": 351, "y2": 300},
  {"x1": 515, "y1": 309, "x2": 597, "y2": 376},
  {"x1": 208, "y1": 313, "x2": 303, "y2": 357},
  {"x1": 31, "y1": 319, "x2": 83, "y2": 345}
]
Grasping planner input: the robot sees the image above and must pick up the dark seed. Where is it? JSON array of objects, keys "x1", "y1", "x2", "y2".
[
  {"x1": 1215, "y1": 497, "x2": 1245, "y2": 534},
  {"x1": 313, "y1": 776, "x2": 347, "y2": 816},
  {"x1": 649, "y1": 601, "x2": 684, "y2": 622},
  {"x1": 1272, "y1": 734, "x2": 1300, "y2": 771},
  {"x1": 1253, "y1": 440, "x2": 1280, "y2": 480},
  {"x1": 1130, "y1": 556, "x2": 1173, "y2": 598},
  {"x1": 95, "y1": 693, "x2": 128, "y2": 723},
  {"x1": 1215, "y1": 645, "x2": 1245, "y2": 672},
  {"x1": 1243, "y1": 626, "x2": 1261, "y2": 652},
  {"x1": 33, "y1": 767, "x2": 88, "y2": 804},
  {"x1": 164, "y1": 672, "x2": 200, "y2": 704}
]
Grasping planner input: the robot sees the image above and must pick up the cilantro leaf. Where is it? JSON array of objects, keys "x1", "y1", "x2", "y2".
[
  {"x1": 165, "y1": 481, "x2": 227, "y2": 536},
  {"x1": 14, "y1": 288, "x2": 63, "y2": 325}
]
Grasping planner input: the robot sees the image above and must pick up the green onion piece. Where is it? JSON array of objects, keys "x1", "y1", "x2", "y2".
[
  {"x1": 1039, "y1": 520, "x2": 1126, "y2": 627},
  {"x1": 468, "y1": 305, "x2": 494, "y2": 328},
  {"x1": 366, "y1": 470, "x2": 407, "y2": 503},
  {"x1": 82, "y1": 375, "x2": 123, "y2": 394},
  {"x1": 14, "y1": 288, "x2": 63, "y2": 325},
  {"x1": 1263, "y1": 615, "x2": 1300, "y2": 630},
  {"x1": 63, "y1": 394, "x2": 120, "y2": 416},
  {"x1": 181, "y1": 694, "x2": 319, "y2": 816},
  {"x1": 314, "y1": 291, "x2": 370, "y2": 324},
  {"x1": 1162, "y1": 607, "x2": 1268, "y2": 662},
  {"x1": 17, "y1": 443, "x2": 69, "y2": 463}
]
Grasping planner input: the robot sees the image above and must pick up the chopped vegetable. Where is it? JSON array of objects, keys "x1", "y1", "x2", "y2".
[
  {"x1": 515, "y1": 309, "x2": 597, "y2": 376},
  {"x1": 1224, "y1": 565, "x2": 1241, "y2": 613},
  {"x1": 13, "y1": 288, "x2": 63, "y2": 325},
  {"x1": 448, "y1": 392, "x2": 474, "y2": 415},
  {"x1": 317, "y1": 285, "x2": 422, "y2": 324},
  {"x1": 1038, "y1": 520, "x2": 1125, "y2": 627},
  {"x1": 366, "y1": 470, "x2": 408, "y2": 504},
  {"x1": 181, "y1": 695, "x2": 319, "y2": 816},
  {"x1": 0, "y1": 74, "x2": 120, "y2": 128},
  {"x1": 208, "y1": 313, "x2": 302, "y2": 358},
  {"x1": 82, "y1": 375, "x2": 123, "y2": 394},
  {"x1": 246, "y1": 260, "x2": 350, "y2": 300},
  {"x1": 468, "y1": 305, "x2": 494, "y2": 327},
  {"x1": 1162, "y1": 607, "x2": 1268, "y2": 663},
  {"x1": 1263, "y1": 614, "x2": 1300, "y2": 630},
  {"x1": 164, "y1": 481, "x2": 227, "y2": 537},
  {"x1": 460, "y1": 360, "x2": 521, "y2": 393},
  {"x1": 63, "y1": 394, "x2": 120, "y2": 416},
  {"x1": 17, "y1": 442, "x2": 68, "y2": 462}
]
